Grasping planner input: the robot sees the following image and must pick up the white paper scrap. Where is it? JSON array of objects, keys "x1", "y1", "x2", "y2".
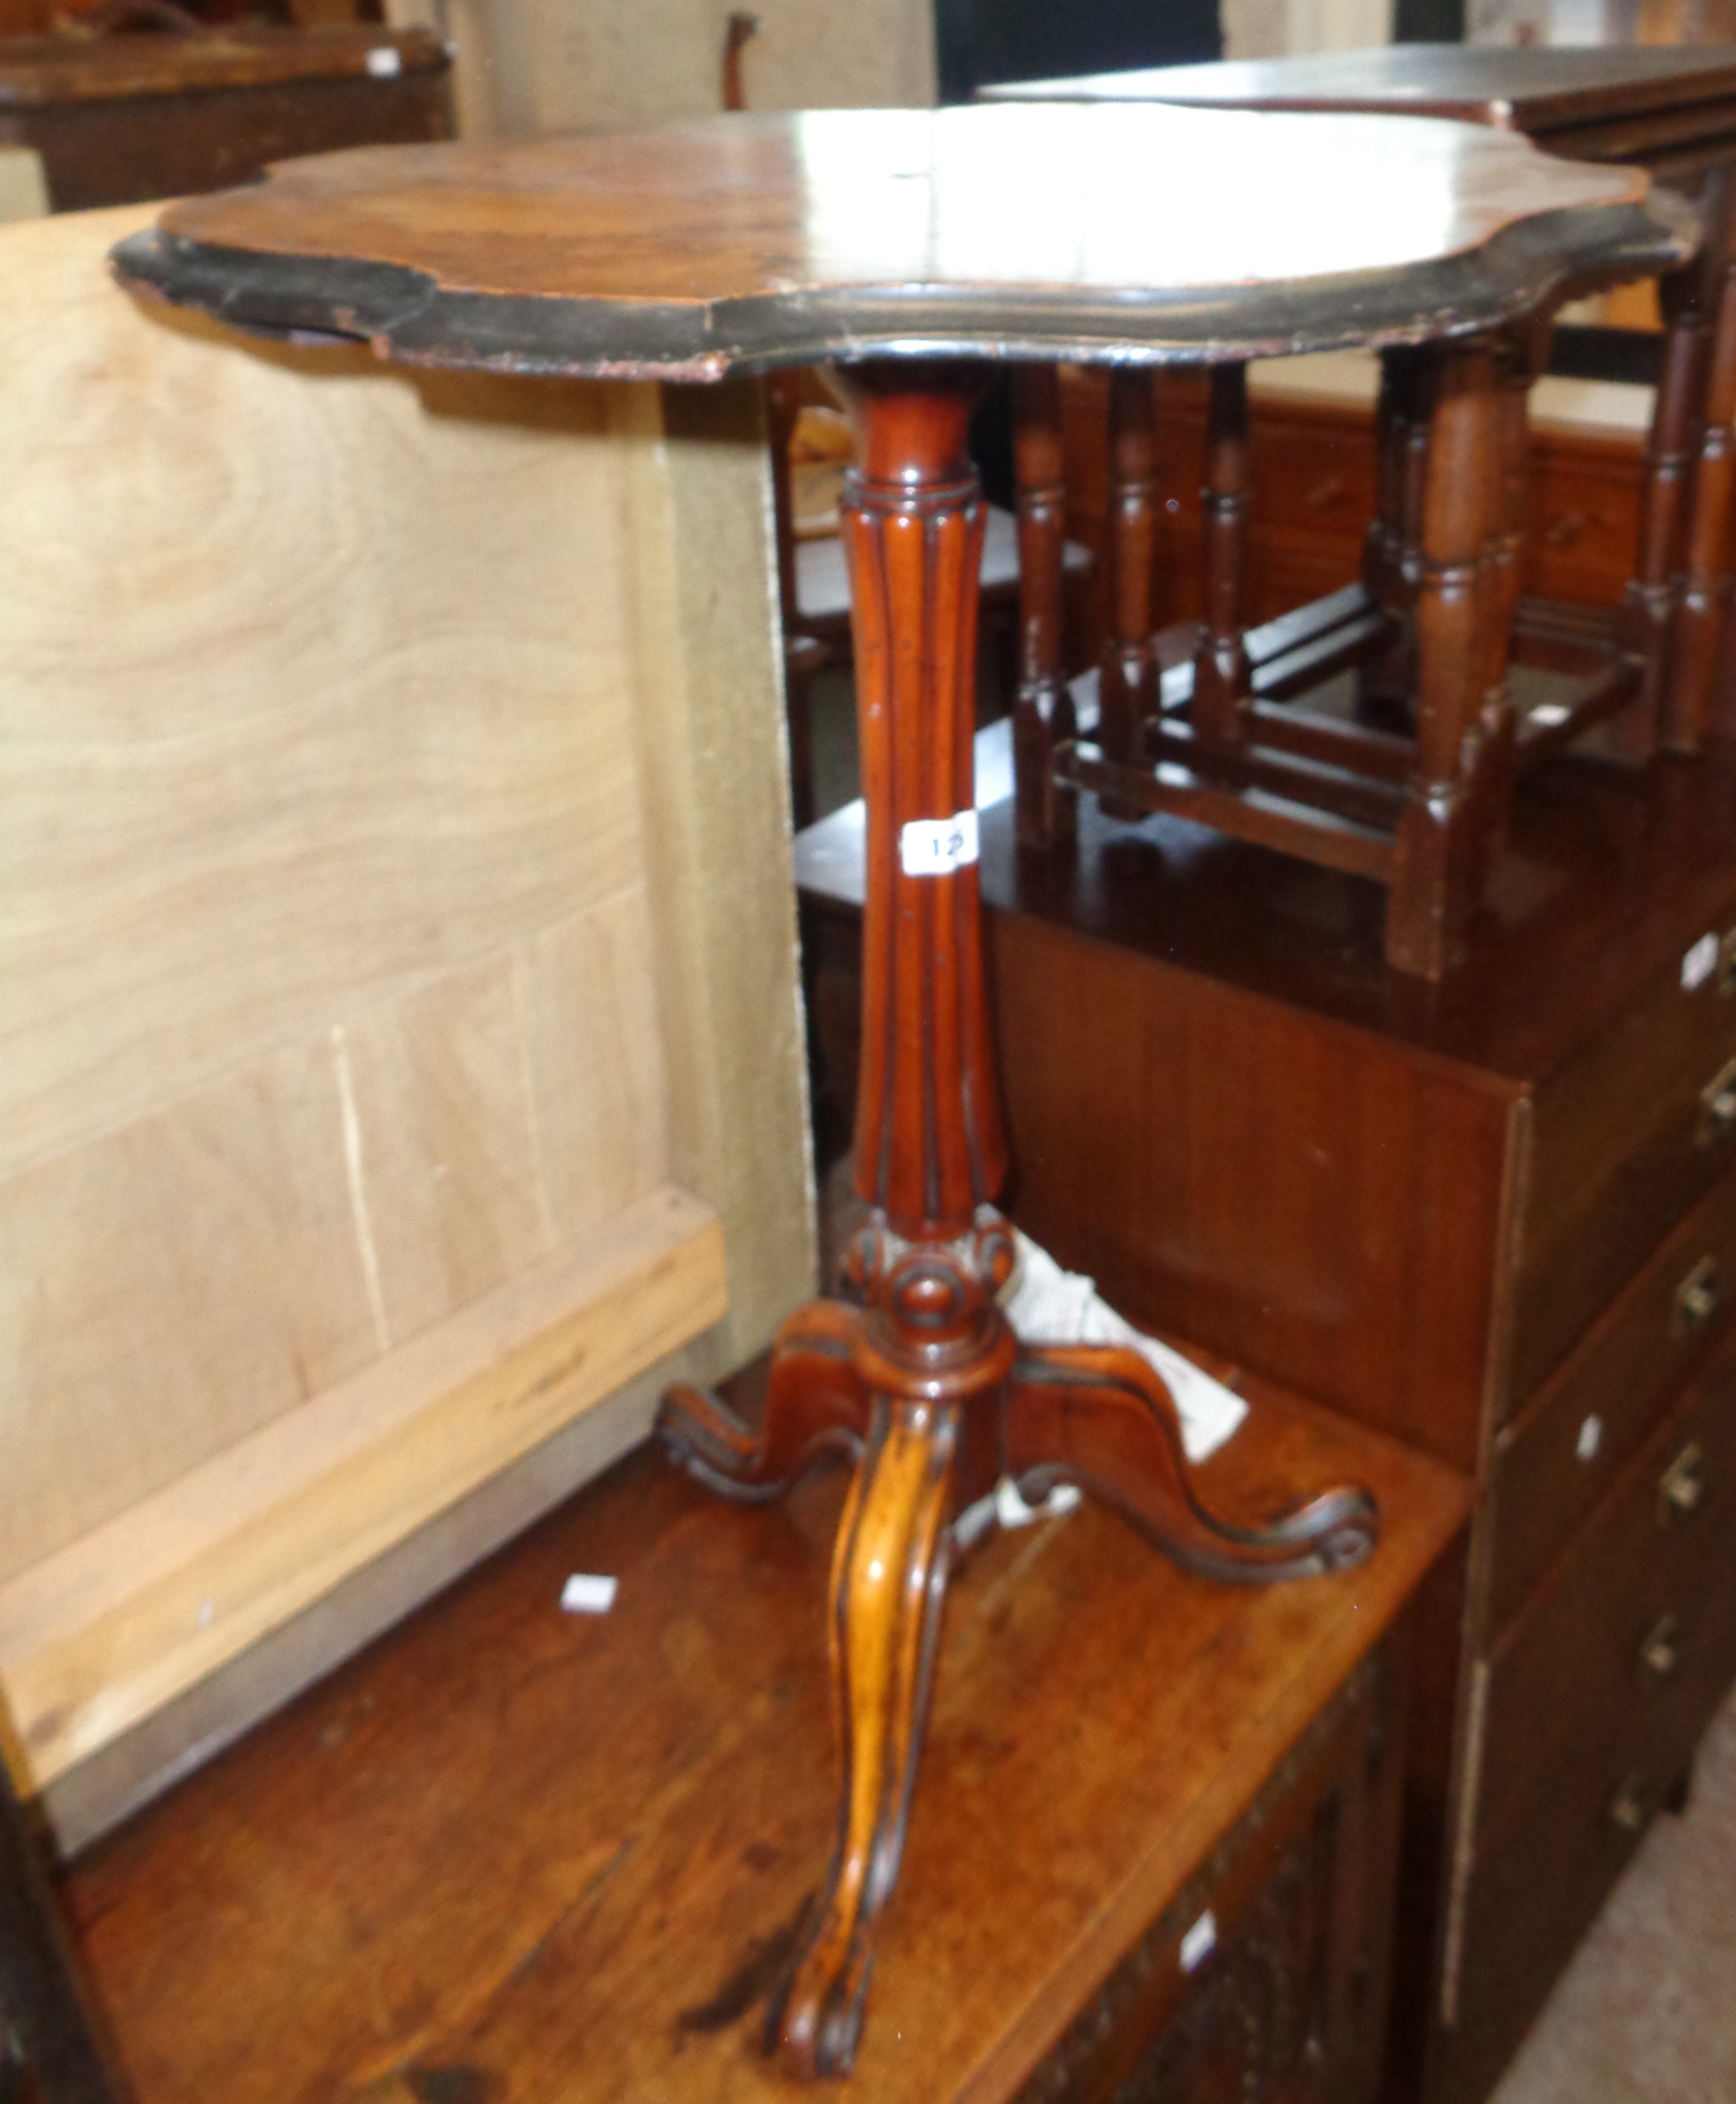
[
  {"x1": 1683, "y1": 932, "x2": 1719, "y2": 991},
  {"x1": 561, "y1": 1573, "x2": 618, "y2": 1615},
  {"x1": 1180, "y1": 1909, "x2": 1218, "y2": 1973},
  {"x1": 1000, "y1": 1231, "x2": 1247, "y2": 1464},
  {"x1": 952, "y1": 1233, "x2": 1248, "y2": 1550}
]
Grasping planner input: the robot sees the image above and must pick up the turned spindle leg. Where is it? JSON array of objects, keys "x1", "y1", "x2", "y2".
[
  {"x1": 1191, "y1": 363, "x2": 1253, "y2": 748},
  {"x1": 1360, "y1": 347, "x2": 1431, "y2": 720},
  {"x1": 1012, "y1": 363, "x2": 1077, "y2": 851},
  {"x1": 1630, "y1": 251, "x2": 1712, "y2": 750},
  {"x1": 1098, "y1": 368, "x2": 1158, "y2": 817},
  {"x1": 1465, "y1": 328, "x2": 1535, "y2": 842},
  {"x1": 1388, "y1": 340, "x2": 1509, "y2": 980},
  {"x1": 1670, "y1": 168, "x2": 1736, "y2": 751}
]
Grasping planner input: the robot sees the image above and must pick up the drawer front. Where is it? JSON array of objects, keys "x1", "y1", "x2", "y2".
[
  {"x1": 1512, "y1": 932, "x2": 1736, "y2": 1409},
  {"x1": 1487, "y1": 1158, "x2": 1736, "y2": 1631},
  {"x1": 1250, "y1": 412, "x2": 1378, "y2": 561},
  {"x1": 1522, "y1": 437, "x2": 1643, "y2": 609},
  {"x1": 1442, "y1": 1352, "x2": 1736, "y2": 2104},
  {"x1": 1480, "y1": 1335, "x2": 1736, "y2": 1844}
]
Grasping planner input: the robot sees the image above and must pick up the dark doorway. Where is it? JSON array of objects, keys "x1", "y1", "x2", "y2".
[
  {"x1": 935, "y1": 0, "x2": 1222, "y2": 102},
  {"x1": 1394, "y1": 0, "x2": 1467, "y2": 35}
]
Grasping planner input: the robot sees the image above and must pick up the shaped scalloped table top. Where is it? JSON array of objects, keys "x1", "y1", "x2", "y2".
[{"x1": 113, "y1": 104, "x2": 1691, "y2": 380}]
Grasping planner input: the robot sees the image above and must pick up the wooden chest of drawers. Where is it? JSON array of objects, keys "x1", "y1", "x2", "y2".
[
  {"x1": 971, "y1": 747, "x2": 1736, "y2": 2104},
  {"x1": 0, "y1": 27, "x2": 453, "y2": 212}
]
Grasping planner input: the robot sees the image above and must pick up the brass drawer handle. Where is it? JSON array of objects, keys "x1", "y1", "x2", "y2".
[
  {"x1": 1673, "y1": 1256, "x2": 1722, "y2": 1336},
  {"x1": 1609, "y1": 1772, "x2": 1651, "y2": 1835},
  {"x1": 1640, "y1": 1612, "x2": 1683, "y2": 1681},
  {"x1": 1659, "y1": 1441, "x2": 1707, "y2": 1525},
  {"x1": 1698, "y1": 1056, "x2": 1736, "y2": 1147}
]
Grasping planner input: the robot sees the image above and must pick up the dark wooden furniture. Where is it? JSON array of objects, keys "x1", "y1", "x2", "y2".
[
  {"x1": 0, "y1": 25, "x2": 451, "y2": 210},
  {"x1": 990, "y1": 129, "x2": 1685, "y2": 975},
  {"x1": 111, "y1": 104, "x2": 1676, "y2": 2076},
  {"x1": 942, "y1": 748, "x2": 1736, "y2": 2104},
  {"x1": 2, "y1": 1753, "x2": 126, "y2": 2103},
  {"x1": 55, "y1": 1367, "x2": 1467, "y2": 2103},
  {"x1": 990, "y1": 46, "x2": 1736, "y2": 759},
  {"x1": 1137, "y1": 365, "x2": 1652, "y2": 645}
]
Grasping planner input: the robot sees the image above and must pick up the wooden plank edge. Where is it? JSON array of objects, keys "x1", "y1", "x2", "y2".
[{"x1": 0, "y1": 1182, "x2": 725, "y2": 1789}]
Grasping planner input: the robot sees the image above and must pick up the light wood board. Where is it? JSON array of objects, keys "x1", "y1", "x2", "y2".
[{"x1": 0, "y1": 205, "x2": 813, "y2": 1820}]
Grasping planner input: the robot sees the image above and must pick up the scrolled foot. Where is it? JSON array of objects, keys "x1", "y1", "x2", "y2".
[
  {"x1": 1005, "y1": 1343, "x2": 1377, "y2": 1583},
  {"x1": 657, "y1": 1300, "x2": 869, "y2": 1503}
]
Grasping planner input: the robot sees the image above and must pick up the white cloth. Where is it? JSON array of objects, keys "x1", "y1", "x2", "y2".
[{"x1": 954, "y1": 1231, "x2": 1248, "y2": 1547}]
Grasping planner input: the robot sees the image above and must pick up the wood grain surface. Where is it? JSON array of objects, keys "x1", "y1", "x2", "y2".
[
  {"x1": 61, "y1": 1369, "x2": 1468, "y2": 2104},
  {"x1": 1, "y1": 205, "x2": 813, "y2": 1816},
  {"x1": 0, "y1": 26, "x2": 451, "y2": 106},
  {"x1": 111, "y1": 106, "x2": 1689, "y2": 378}
]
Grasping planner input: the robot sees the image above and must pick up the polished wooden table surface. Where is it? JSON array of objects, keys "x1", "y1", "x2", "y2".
[
  {"x1": 109, "y1": 106, "x2": 1673, "y2": 2077},
  {"x1": 116, "y1": 105, "x2": 1682, "y2": 374},
  {"x1": 62, "y1": 1368, "x2": 1468, "y2": 2104}
]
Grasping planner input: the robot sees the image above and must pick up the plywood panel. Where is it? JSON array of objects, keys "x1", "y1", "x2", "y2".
[
  {"x1": 0, "y1": 1036, "x2": 377, "y2": 1583},
  {"x1": 0, "y1": 206, "x2": 812, "y2": 1821},
  {"x1": 521, "y1": 886, "x2": 672, "y2": 1243},
  {"x1": 339, "y1": 949, "x2": 553, "y2": 1347},
  {"x1": 0, "y1": 204, "x2": 643, "y2": 1175}
]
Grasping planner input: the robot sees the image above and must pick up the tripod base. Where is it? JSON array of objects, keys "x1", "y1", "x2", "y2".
[{"x1": 657, "y1": 1284, "x2": 1375, "y2": 2079}]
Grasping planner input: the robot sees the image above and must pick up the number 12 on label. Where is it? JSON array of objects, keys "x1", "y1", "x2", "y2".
[{"x1": 899, "y1": 810, "x2": 979, "y2": 878}]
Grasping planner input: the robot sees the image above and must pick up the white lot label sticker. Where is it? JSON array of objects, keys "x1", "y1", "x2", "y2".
[
  {"x1": 1683, "y1": 932, "x2": 1719, "y2": 991},
  {"x1": 1179, "y1": 1910, "x2": 1218, "y2": 1974},
  {"x1": 560, "y1": 1573, "x2": 618, "y2": 1614},
  {"x1": 900, "y1": 809, "x2": 978, "y2": 878},
  {"x1": 365, "y1": 45, "x2": 403, "y2": 74}
]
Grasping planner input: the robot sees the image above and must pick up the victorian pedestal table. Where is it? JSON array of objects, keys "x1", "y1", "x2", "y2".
[
  {"x1": 114, "y1": 103, "x2": 1679, "y2": 2077},
  {"x1": 991, "y1": 45, "x2": 1736, "y2": 760}
]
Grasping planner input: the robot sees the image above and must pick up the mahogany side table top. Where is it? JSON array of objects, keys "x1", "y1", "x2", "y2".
[
  {"x1": 109, "y1": 107, "x2": 1678, "y2": 2079},
  {"x1": 114, "y1": 104, "x2": 1687, "y2": 374},
  {"x1": 61, "y1": 1364, "x2": 1469, "y2": 2104}
]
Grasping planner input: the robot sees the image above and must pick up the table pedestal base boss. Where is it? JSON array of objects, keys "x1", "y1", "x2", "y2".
[{"x1": 112, "y1": 104, "x2": 1687, "y2": 2082}]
